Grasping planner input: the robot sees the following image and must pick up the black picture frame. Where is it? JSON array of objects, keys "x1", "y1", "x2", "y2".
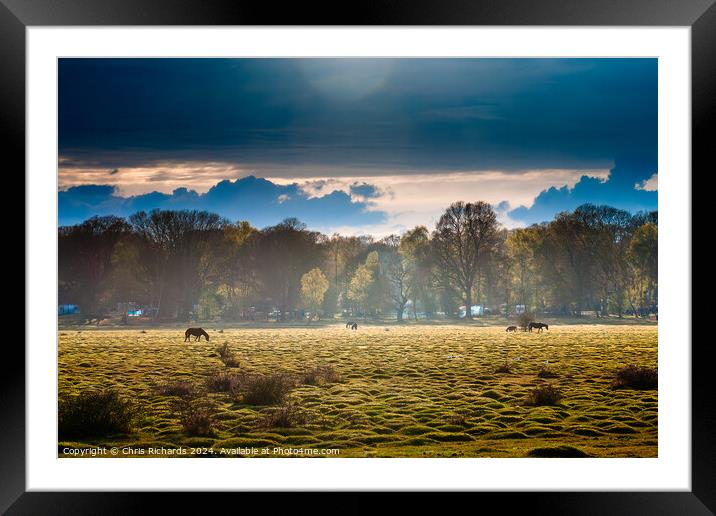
[{"x1": 4, "y1": 0, "x2": 709, "y2": 513}]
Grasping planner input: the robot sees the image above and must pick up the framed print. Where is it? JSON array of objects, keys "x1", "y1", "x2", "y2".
[{"x1": 5, "y1": 0, "x2": 711, "y2": 513}]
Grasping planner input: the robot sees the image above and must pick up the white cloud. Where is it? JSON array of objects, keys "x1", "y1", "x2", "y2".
[
  {"x1": 59, "y1": 159, "x2": 610, "y2": 235},
  {"x1": 271, "y1": 169, "x2": 610, "y2": 235},
  {"x1": 635, "y1": 173, "x2": 658, "y2": 191}
]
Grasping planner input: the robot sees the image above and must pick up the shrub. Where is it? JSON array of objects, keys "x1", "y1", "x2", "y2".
[
  {"x1": 206, "y1": 371, "x2": 241, "y2": 393},
  {"x1": 612, "y1": 365, "x2": 658, "y2": 389},
  {"x1": 261, "y1": 402, "x2": 307, "y2": 428},
  {"x1": 174, "y1": 399, "x2": 214, "y2": 436},
  {"x1": 215, "y1": 342, "x2": 230, "y2": 359},
  {"x1": 241, "y1": 374, "x2": 293, "y2": 405},
  {"x1": 517, "y1": 312, "x2": 536, "y2": 330},
  {"x1": 215, "y1": 343, "x2": 240, "y2": 367},
  {"x1": 525, "y1": 383, "x2": 563, "y2": 406},
  {"x1": 59, "y1": 390, "x2": 136, "y2": 439},
  {"x1": 301, "y1": 368, "x2": 321, "y2": 386},
  {"x1": 154, "y1": 381, "x2": 194, "y2": 397},
  {"x1": 321, "y1": 366, "x2": 342, "y2": 384},
  {"x1": 494, "y1": 361, "x2": 513, "y2": 374},
  {"x1": 537, "y1": 364, "x2": 559, "y2": 378},
  {"x1": 300, "y1": 366, "x2": 341, "y2": 386}
]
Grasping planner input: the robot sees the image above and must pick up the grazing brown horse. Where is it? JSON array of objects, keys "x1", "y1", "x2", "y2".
[
  {"x1": 506, "y1": 326, "x2": 518, "y2": 332},
  {"x1": 185, "y1": 327, "x2": 210, "y2": 342},
  {"x1": 346, "y1": 321, "x2": 358, "y2": 330},
  {"x1": 528, "y1": 322, "x2": 549, "y2": 333}
]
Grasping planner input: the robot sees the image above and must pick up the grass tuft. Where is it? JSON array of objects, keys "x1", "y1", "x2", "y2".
[{"x1": 527, "y1": 445, "x2": 590, "y2": 458}]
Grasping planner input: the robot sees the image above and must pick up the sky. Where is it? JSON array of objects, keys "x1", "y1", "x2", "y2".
[{"x1": 58, "y1": 58, "x2": 658, "y2": 233}]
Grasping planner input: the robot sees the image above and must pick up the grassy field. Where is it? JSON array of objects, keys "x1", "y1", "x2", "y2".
[{"x1": 58, "y1": 323, "x2": 657, "y2": 458}]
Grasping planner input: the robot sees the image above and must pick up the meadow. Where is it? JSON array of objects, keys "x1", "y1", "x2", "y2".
[{"x1": 58, "y1": 322, "x2": 657, "y2": 458}]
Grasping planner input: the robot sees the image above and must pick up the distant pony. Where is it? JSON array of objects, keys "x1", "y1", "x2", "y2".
[
  {"x1": 185, "y1": 327, "x2": 210, "y2": 342},
  {"x1": 528, "y1": 322, "x2": 549, "y2": 333},
  {"x1": 506, "y1": 326, "x2": 518, "y2": 332},
  {"x1": 346, "y1": 321, "x2": 358, "y2": 330}
]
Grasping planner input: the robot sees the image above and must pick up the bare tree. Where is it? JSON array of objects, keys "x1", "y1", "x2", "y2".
[{"x1": 432, "y1": 201, "x2": 498, "y2": 319}]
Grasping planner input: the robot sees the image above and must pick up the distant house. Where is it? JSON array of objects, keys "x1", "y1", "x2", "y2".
[
  {"x1": 58, "y1": 304, "x2": 80, "y2": 315},
  {"x1": 118, "y1": 302, "x2": 155, "y2": 318},
  {"x1": 458, "y1": 305, "x2": 485, "y2": 318}
]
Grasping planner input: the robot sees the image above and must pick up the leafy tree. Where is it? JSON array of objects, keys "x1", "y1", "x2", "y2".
[
  {"x1": 348, "y1": 251, "x2": 382, "y2": 318},
  {"x1": 400, "y1": 226, "x2": 435, "y2": 319},
  {"x1": 628, "y1": 222, "x2": 658, "y2": 315},
  {"x1": 58, "y1": 215, "x2": 131, "y2": 318},
  {"x1": 301, "y1": 267, "x2": 330, "y2": 319}
]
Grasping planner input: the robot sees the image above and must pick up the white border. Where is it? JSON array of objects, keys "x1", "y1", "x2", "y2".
[{"x1": 27, "y1": 27, "x2": 691, "y2": 491}]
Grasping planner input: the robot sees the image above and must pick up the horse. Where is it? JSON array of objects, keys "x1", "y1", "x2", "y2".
[
  {"x1": 506, "y1": 326, "x2": 518, "y2": 332},
  {"x1": 346, "y1": 321, "x2": 358, "y2": 330},
  {"x1": 528, "y1": 322, "x2": 549, "y2": 333},
  {"x1": 185, "y1": 327, "x2": 210, "y2": 342}
]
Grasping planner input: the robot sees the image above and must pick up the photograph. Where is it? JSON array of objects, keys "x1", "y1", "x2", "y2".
[{"x1": 56, "y1": 57, "x2": 659, "y2": 460}]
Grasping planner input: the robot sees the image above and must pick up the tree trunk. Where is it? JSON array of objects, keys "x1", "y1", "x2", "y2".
[{"x1": 465, "y1": 289, "x2": 473, "y2": 320}]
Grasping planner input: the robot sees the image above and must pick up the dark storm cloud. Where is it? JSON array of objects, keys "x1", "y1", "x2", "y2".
[
  {"x1": 58, "y1": 176, "x2": 386, "y2": 228},
  {"x1": 59, "y1": 58, "x2": 656, "y2": 174},
  {"x1": 58, "y1": 58, "x2": 657, "y2": 226}
]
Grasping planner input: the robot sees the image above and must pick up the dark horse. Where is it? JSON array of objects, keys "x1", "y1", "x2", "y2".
[
  {"x1": 506, "y1": 326, "x2": 518, "y2": 332},
  {"x1": 346, "y1": 321, "x2": 358, "y2": 330},
  {"x1": 185, "y1": 327, "x2": 210, "y2": 342},
  {"x1": 528, "y1": 322, "x2": 549, "y2": 333}
]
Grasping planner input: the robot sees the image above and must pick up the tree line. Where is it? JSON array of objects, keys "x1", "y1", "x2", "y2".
[{"x1": 58, "y1": 202, "x2": 657, "y2": 322}]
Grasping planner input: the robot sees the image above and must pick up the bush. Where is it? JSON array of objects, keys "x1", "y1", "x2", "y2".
[
  {"x1": 174, "y1": 399, "x2": 214, "y2": 436},
  {"x1": 537, "y1": 364, "x2": 559, "y2": 378},
  {"x1": 494, "y1": 361, "x2": 513, "y2": 374},
  {"x1": 300, "y1": 366, "x2": 341, "y2": 386},
  {"x1": 154, "y1": 381, "x2": 194, "y2": 397},
  {"x1": 241, "y1": 374, "x2": 293, "y2": 405},
  {"x1": 261, "y1": 402, "x2": 307, "y2": 428},
  {"x1": 612, "y1": 365, "x2": 658, "y2": 389},
  {"x1": 517, "y1": 312, "x2": 536, "y2": 330},
  {"x1": 206, "y1": 371, "x2": 241, "y2": 393},
  {"x1": 321, "y1": 366, "x2": 342, "y2": 384},
  {"x1": 215, "y1": 343, "x2": 240, "y2": 367},
  {"x1": 525, "y1": 383, "x2": 563, "y2": 406},
  {"x1": 59, "y1": 390, "x2": 136, "y2": 439}
]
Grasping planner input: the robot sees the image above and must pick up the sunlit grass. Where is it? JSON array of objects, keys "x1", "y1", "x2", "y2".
[{"x1": 58, "y1": 324, "x2": 657, "y2": 457}]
